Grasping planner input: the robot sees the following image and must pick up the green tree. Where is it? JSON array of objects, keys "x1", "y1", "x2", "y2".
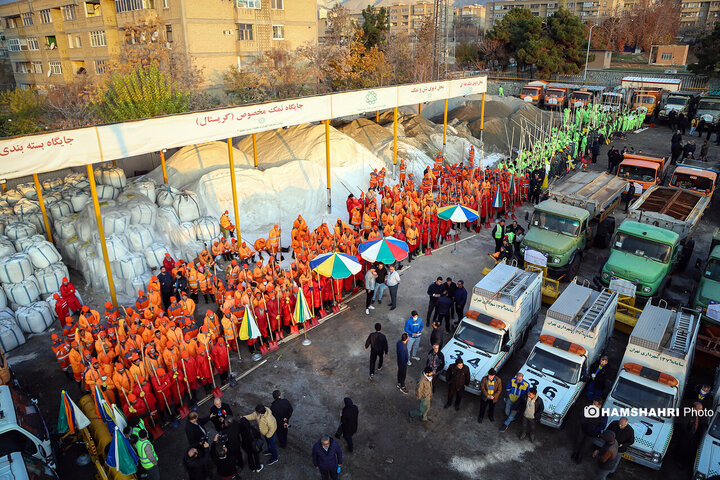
[
  {"x1": 455, "y1": 42, "x2": 482, "y2": 69},
  {"x1": 691, "y1": 22, "x2": 720, "y2": 77},
  {"x1": 540, "y1": 8, "x2": 587, "y2": 75},
  {"x1": 0, "y1": 88, "x2": 44, "y2": 137},
  {"x1": 360, "y1": 6, "x2": 390, "y2": 48},
  {"x1": 95, "y1": 65, "x2": 190, "y2": 123},
  {"x1": 488, "y1": 8, "x2": 547, "y2": 74}
]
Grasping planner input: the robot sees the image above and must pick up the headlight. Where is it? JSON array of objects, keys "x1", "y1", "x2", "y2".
[
  {"x1": 643, "y1": 286, "x2": 652, "y2": 293},
  {"x1": 601, "y1": 272, "x2": 609, "y2": 280},
  {"x1": 652, "y1": 451, "x2": 661, "y2": 462},
  {"x1": 552, "y1": 257, "x2": 561, "y2": 264},
  {"x1": 520, "y1": 246, "x2": 526, "y2": 254},
  {"x1": 695, "y1": 472, "x2": 706, "y2": 480}
]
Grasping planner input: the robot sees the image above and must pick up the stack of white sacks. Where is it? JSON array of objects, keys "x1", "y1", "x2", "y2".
[{"x1": 0, "y1": 164, "x2": 221, "y2": 351}]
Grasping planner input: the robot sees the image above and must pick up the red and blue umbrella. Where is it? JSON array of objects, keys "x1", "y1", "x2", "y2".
[
  {"x1": 358, "y1": 236, "x2": 409, "y2": 263},
  {"x1": 438, "y1": 204, "x2": 479, "y2": 223}
]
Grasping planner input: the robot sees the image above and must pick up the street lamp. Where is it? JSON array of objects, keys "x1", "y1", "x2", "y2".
[{"x1": 583, "y1": 23, "x2": 599, "y2": 82}]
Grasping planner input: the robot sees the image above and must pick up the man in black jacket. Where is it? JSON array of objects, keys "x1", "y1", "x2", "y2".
[
  {"x1": 444, "y1": 278, "x2": 457, "y2": 320},
  {"x1": 222, "y1": 415, "x2": 244, "y2": 470},
  {"x1": 429, "y1": 321, "x2": 444, "y2": 349},
  {"x1": 364, "y1": 323, "x2": 388, "y2": 378},
  {"x1": 271, "y1": 389, "x2": 294, "y2": 449},
  {"x1": 426, "y1": 343, "x2": 445, "y2": 392},
  {"x1": 337, "y1": 397, "x2": 359, "y2": 452},
  {"x1": 444, "y1": 358, "x2": 470, "y2": 411},
  {"x1": 238, "y1": 416, "x2": 263, "y2": 473},
  {"x1": 158, "y1": 265, "x2": 174, "y2": 310},
  {"x1": 209, "y1": 397, "x2": 233, "y2": 431},
  {"x1": 186, "y1": 411, "x2": 211, "y2": 454},
  {"x1": 585, "y1": 355, "x2": 610, "y2": 401},
  {"x1": 183, "y1": 444, "x2": 211, "y2": 480},
  {"x1": 174, "y1": 270, "x2": 188, "y2": 300},
  {"x1": 571, "y1": 398, "x2": 607, "y2": 464},
  {"x1": 435, "y1": 292, "x2": 454, "y2": 333},
  {"x1": 426, "y1": 277, "x2": 444, "y2": 327},
  {"x1": 517, "y1": 387, "x2": 544, "y2": 442},
  {"x1": 607, "y1": 417, "x2": 634, "y2": 454},
  {"x1": 454, "y1": 281, "x2": 467, "y2": 324}
]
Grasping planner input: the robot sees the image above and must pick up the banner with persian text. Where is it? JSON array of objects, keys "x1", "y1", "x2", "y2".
[{"x1": 0, "y1": 76, "x2": 486, "y2": 180}]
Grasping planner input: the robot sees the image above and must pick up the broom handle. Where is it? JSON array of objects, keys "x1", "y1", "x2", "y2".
[
  {"x1": 204, "y1": 341, "x2": 218, "y2": 389},
  {"x1": 229, "y1": 315, "x2": 242, "y2": 362},
  {"x1": 169, "y1": 355, "x2": 184, "y2": 406},
  {"x1": 179, "y1": 357, "x2": 192, "y2": 399},
  {"x1": 260, "y1": 292, "x2": 275, "y2": 341},
  {"x1": 151, "y1": 364, "x2": 173, "y2": 416},
  {"x1": 132, "y1": 371, "x2": 155, "y2": 426}
]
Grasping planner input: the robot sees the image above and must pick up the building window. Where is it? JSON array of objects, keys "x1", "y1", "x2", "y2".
[
  {"x1": 165, "y1": 24, "x2": 173, "y2": 42},
  {"x1": 236, "y1": 0, "x2": 261, "y2": 8},
  {"x1": 49, "y1": 61, "x2": 62, "y2": 75},
  {"x1": 86, "y1": 1, "x2": 102, "y2": 17},
  {"x1": 90, "y1": 30, "x2": 107, "y2": 47},
  {"x1": 661, "y1": 52, "x2": 672, "y2": 60},
  {"x1": 6, "y1": 17, "x2": 17, "y2": 29},
  {"x1": 27, "y1": 37, "x2": 39, "y2": 50},
  {"x1": 163, "y1": 0, "x2": 169, "y2": 7},
  {"x1": 95, "y1": 59, "x2": 107, "y2": 74},
  {"x1": 272, "y1": 25, "x2": 284, "y2": 40},
  {"x1": 31, "y1": 61, "x2": 43, "y2": 74},
  {"x1": 271, "y1": 0, "x2": 283, "y2": 9},
  {"x1": 21, "y1": 13, "x2": 33, "y2": 26},
  {"x1": 68, "y1": 35, "x2": 82, "y2": 49},
  {"x1": 46, "y1": 35, "x2": 58, "y2": 49},
  {"x1": 115, "y1": 0, "x2": 156, "y2": 13},
  {"x1": 7, "y1": 38, "x2": 24, "y2": 52},
  {"x1": 62, "y1": 5, "x2": 77, "y2": 21},
  {"x1": 39, "y1": 9, "x2": 52, "y2": 24},
  {"x1": 15, "y1": 62, "x2": 29, "y2": 73},
  {"x1": 236, "y1": 23, "x2": 253, "y2": 40}
]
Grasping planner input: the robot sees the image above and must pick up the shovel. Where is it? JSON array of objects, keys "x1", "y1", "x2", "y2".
[
  {"x1": 149, "y1": 421, "x2": 164, "y2": 440},
  {"x1": 309, "y1": 316, "x2": 320, "y2": 328},
  {"x1": 261, "y1": 294, "x2": 279, "y2": 351},
  {"x1": 204, "y1": 342, "x2": 223, "y2": 398},
  {"x1": 290, "y1": 323, "x2": 299, "y2": 335},
  {"x1": 259, "y1": 336, "x2": 269, "y2": 356}
]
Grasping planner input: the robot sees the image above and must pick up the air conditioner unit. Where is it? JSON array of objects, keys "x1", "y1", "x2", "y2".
[
  {"x1": 162, "y1": 42, "x2": 172, "y2": 48},
  {"x1": 224, "y1": 30, "x2": 233, "y2": 35}
]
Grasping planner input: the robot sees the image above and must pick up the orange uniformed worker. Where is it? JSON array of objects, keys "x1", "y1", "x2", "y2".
[{"x1": 220, "y1": 210, "x2": 235, "y2": 238}]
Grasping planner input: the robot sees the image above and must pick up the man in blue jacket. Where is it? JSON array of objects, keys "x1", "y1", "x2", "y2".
[
  {"x1": 312, "y1": 435, "x2": 343, "y2": 480},
  {"x1": 454, "y1": 280, "x2": 468, "y2": 325},
  {"x1": 396, "y1": 333, "x2": 410, "y2": 394},
  {"x1": 404, "y1": 311, "x2": 423, "y2": 363}
]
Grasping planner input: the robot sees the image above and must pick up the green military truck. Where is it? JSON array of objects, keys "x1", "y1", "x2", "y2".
[
  {"x1": 601, "y1": 185, "x2": 709, "y2": 298},
  {"x1": 521, "y1": 171, "x2": 627, "y2": 278},
  {"x1": 693, "y1": 229, "x2": 720, "y2": 322}
]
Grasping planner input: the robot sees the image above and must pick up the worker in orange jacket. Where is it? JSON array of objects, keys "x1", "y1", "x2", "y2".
[
  {"x1": 220, "y1": 210, "x2": 235, "y2": 239},
  {"x1": 51, "y1": 334, "x2": 71, "y2": 376}
]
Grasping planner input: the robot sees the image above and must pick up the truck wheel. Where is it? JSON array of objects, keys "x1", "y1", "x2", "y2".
[
  {"x1": 677, "y1": 239, "x2": 696, "y2": 273},
  {"x1": 567, "y1": 252, "x2": 582, "y2": 279}
]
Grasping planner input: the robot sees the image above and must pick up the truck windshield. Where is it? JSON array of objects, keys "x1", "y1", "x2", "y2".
[
  {"x1": 23, "y1": 454, "x2": 58, "y2": 479},
  {"x1": 572, "y1": 93, "x2": 591, "y2": 101},
  {"x1": 10, "y1": 389, "x2": 46, "y2": 441},
  {"x1": 671, "y1": 172, "x2": 714, "y2": 192},
  {"x1": 455, "y1": 322, "x2": 502, "y2": 354},
  {"x1": 666, "y1": 97, "x2": 687, "y2": 105},
  {"x1": 611, "y1": 376, "x2": 675, "y2": 411},
  {"x1": 698, "y1": 101, "x2": 720, "y2": 111},
  {"x1": 521, "y1": 88, "x2": 538, "y2": 96},
  {"x1": 705, "y1": 259, "x2": 720, "y2": 282},
  {"x1": 617, "y1": 164, "x2": 656, "y2": 182},
  {"x1": 614, "y1": 232, "x2": 672, "y2": 263},
  {"x1": 637, "y1": 96, "x2": 655, "y2": 104},
  {"x1": 526, "y1": 347, "x2": 582, "y2": 384},
  {"x1": 603, "y1": 95, "x2": 621, "y2": 105},
  {"x1": 530, "y1": 211, "x2": 580, "y2": 236}
]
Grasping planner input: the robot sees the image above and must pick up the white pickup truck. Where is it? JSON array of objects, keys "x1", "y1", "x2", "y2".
[
  {"x1": 440, "y1": 263, "x2": 542, "y2": 394},
  {"x1": 0, "y1": 385, "x2": 53, "y2": 468},
  {"x1": 517, "y1": 283, "x2": 617, "y2": 428}
]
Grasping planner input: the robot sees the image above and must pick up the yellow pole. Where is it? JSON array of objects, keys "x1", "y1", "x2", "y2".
[
  {"x1": 32, "y1": 174, "x2": 53, "y2": 243},
  {"x1": 160, "y1": 149, "x2": 168, "y2": 184},
  {"x1": 325, "y1": 119, "x2": 331, "y2": 211},
  {"x1": 393, "y1": 107, "x2": 398, "y2": 168},
  {"x1": 480, "y1": 92, "x2": 486, "y2": 131},
  {"x1": 252, "y1": 133, "x2": 258, "y2": 168},
  {"x1": 418, "y1": 103, "x2": 422, "y2": 115},
  {"x1": 87, "y1": 164, "x2": 118, "y2": 307},
  {"x1": 1, "y1": 183, "x2": 5, "y2": 192},
  {"x1": 227, "y1": 138, "x2": 241, "y2": 241},
  {"x1": 376, "y1": 110, "x2": 379, "y2": 123},
  {"x1": 443, "y1": 99, "x2": 448, "y2": 150}
]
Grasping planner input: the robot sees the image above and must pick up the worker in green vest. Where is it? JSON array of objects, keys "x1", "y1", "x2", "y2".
[
  {"x1": 498, "y1": 85, "x2": 504, "y2": 97},
  {"x1": 136, "y1": 429, "x2": 160, "y2": 480}
]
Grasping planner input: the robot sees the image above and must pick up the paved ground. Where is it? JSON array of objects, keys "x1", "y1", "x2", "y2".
[{"x1": 7, "y1": 122, "x2": 720, "y2": 480}]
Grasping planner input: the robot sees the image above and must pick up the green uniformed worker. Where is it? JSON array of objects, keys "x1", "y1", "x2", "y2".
[{"x1": 136, "y1": 429, "x2": 160, "y2": 480}]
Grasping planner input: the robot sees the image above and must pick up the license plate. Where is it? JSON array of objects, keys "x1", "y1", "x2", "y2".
[{"x1": 622, "y1": 454, "x2": 633, "y2": 461}]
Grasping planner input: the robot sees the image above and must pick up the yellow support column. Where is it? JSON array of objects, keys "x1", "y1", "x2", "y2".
[
  {"x1": 442, "y1": 99, "x2": 448, "y2": 150},
  {"x1": 325, "y1": 119, "x2": 331, "y2": 211},
  {"x1": 160, "y1": 149, "x2": 168, "y2": 184},
  {"x1": 418, "y1": 103, "x2": 422, "y2": 115},
  {"x1": 480, "y1": 92, "x2": 486, "y2": 131},
  {"x1": 393, "y1": 107, "x2": 398, "y2": 171},
  {"x1": 87, "y1": 164, "x2": 117, "y2": 307},
  {"x1": 252, "y1": 133, "x2": 258, "y2": 168},
  {"x1": 227, "y1": 138, "x2": 241, "y2": 241},
  {"x1": 376, "y1": 110, "x2": 379, "y2": 123},
  {"x1": 32, "y1": 174, "x2": 53, "y2": 243}
]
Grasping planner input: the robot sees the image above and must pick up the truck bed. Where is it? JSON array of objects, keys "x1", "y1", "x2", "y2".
[
  {"x1": 549, "y1": 172, "x2": 627, "y2": 218},
  {"x1": 628, "y1": 186, "x2": 709, "y2": 238}
]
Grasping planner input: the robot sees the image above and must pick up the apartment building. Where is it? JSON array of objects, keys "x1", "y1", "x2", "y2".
[
  {"x1": 0, "y1": 0, "x2": 317, "y2": 91},
  {"x1": 388, "y1": 1, "x2": 436, "y2": 35},
  {"x1": 455, "y1": 3, "x2": 486, "y2": 31},
  {"x1": 678, "y1": 0, "x2": 720, "y2": 30},
  {"x1": 485, "y1": 0, "x2": 624, "y2": 28}
]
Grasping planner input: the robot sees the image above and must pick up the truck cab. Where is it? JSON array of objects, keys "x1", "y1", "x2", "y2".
[
  {"x1": 693, "y1": 243, "x2": 720, "y2": 322},
  {"x1": 659, "y1": 92, "x2": 697, "y2": 121},
  {"x1": 616, "y1": 153, "x2": 668, "y2": 195},
  {"x1": 0, "y1": 452, "x2": 58, "y2": 480},
  {"x1": 601, "y1": 220, "x2": 680, "y2": 297},
  {"x1": 440, "y1": 264, "x2": 542, "y2": 394},
  {"x1": 518, "y1": 284, "x2": 617, "y2": 428},
  {"x1": 569, "y1": 87, "x2": 605, "y2": 109},
  {"x1": 693, "y1": 367, "x2": 720, "y2": 479},
  {"x1": 697, "y1": 95, "x2": 720, "y2": 125},
  {"x1": 602, "y1": 305, "x2": 699, "y2": 470},
  {"x1": 0, "y1": 386, "x2": 53, "y2": 468},
  {"x1": 670, "y1": 165, "x2": 717, "y2": 197},
  {"x1": 544, "y1": 84, "x2": 578, "y2": 110},
  {"x1": 632, "y1": 89, "x2": 663, "y2": 117},
  {"x1": 521, "y1": 81, "x2": 548, "y2": 107},
  {"x1": 521, "y1": 200, "x2": 590, "y2": 277}
]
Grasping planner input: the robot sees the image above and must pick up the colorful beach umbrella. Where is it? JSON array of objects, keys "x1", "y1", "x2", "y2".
[
  {"x1": 492, "y1": 186, "x2": 503, "y2": 209},
  {"x1": 58, "y1": 390, "x2": 90, "y2": 435},
  {"x1": 293, "y1": 287, "x2": 313, "y2": 325},
  {"x1": 309, "y1": 252, "x2": 361, "y2": 279},
  {"x1": 358, "y1": 236, "x2": 409, "y2": 263},
  {"x1": 238, "y1": 304, "x2": 261, "y2": 340},
  {"x1": 106, "y1": 427, "x2": 138, "y2": 475},
  {"x1": 437, "y1": 204, "x2": 479, "y2": 223}
]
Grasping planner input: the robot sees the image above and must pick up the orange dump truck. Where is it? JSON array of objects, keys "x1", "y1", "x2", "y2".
[
  {"x1": 632, "y1": 89, "x2": 663, "y2": 118},
  {"x1": 616, "y1": 153, "x2": 669, "y2": 196},
  {"x1": 520, "y1": 80, "x2": 548, "y2": 107}
]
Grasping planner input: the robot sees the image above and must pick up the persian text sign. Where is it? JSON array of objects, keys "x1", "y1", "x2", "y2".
[
  {"x1": 330, "y1": 87, "x2": 397, "y2": 118},
  {"x1": 449, "y1": 77, "x2": 488, "y2": 98},
  {"x1": 397, "y1": 81, "x2": 450, "y2": 106}
]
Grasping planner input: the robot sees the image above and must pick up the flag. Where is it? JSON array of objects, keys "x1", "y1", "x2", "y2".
[
  {"x1": 58, "y1": 390, "x2": 90, "y2": 435},
  {"x1": 93, "y1": 385, "x2": 116, "y2": 432},
  {"x1": 238, "y1": 304, "x2": 260, "y2": 340},
  {"x1": 508, "y1": 176, "x2": 515, "y2": 197},
  {"x1": 492, "y1": 186, "x2": 503, "y2": 208},
  {"x1": 293, "y1": 288, "x2": 312, "y2": 325},
  {"x1": 112, "y1": 404, "x2": 128, "y2": 433},
  {"x1": 106, "y1": 427, "x2": 138, "y2": 475}
]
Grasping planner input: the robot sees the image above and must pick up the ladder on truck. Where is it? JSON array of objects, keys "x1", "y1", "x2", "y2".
[
  {"x1": 670, "y1": 311, "x2": 694, "y2": 354},
  {"x1": 573, "y1": 289, "x2": 614, "y2": 333},
  {"x1": 498, "y1": 271, "x2": 534, "y2": 303}
]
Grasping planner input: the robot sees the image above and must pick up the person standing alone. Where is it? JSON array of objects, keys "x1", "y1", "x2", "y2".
[
  {"x1": 270, "y1": 390, "x2": 293, "y2": 449},
  {"x1": 444, "y1": 358, "x2": 470, "y2": 411},
  {"x1": 364, "y1": 323, "x2": 388, "y2": 379},
  {"x1": 396, "y1": 333, "x2": 410, "y2": 394},
  {"x1": 364, "y1": 268, "x2": 377, "y2": 315},
  {"x1": 312, "y1": 435, "x2": 343, "y2": 480},
  {"x1": 404, "y1": 311, "x2": 423, "y2": 363},
  {"x1": 386, "y1": 265, "x2": 401, "y2": 310},
  {"x1": 336, "y1": 397, "x2": 358, "y2": 453}
]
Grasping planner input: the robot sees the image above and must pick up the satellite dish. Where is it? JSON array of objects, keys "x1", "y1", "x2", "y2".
[{"x1": 46, "y1": 70, "x2": 52, "y2": 77}]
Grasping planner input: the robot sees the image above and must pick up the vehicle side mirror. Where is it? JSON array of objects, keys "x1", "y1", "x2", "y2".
[{"x1": 501, "y1": 344, "x2": 511, "y2": 352}]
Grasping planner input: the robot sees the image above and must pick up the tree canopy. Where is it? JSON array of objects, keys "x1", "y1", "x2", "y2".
[
  {"x1": 691, "y1": 22, "x2": 720, "y2": 77},
  {"x1": 360, "y1": 6, "x2": 390, "y2": 48}
]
